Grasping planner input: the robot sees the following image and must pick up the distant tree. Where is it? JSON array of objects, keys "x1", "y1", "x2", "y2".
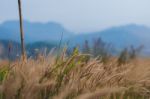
[
  {"x1": 82, "y1": 40, "x2": 91, "y2": 62},
  {"x1": 82, "y1": 40, "x2": 90, "y2": 54},
  {"x1": 93, "y1": 38, "x2": 105, "y2": 57},
  {"x1": 129, "y1": 45, "x2": 144, "y2": 59},
  {"x1": 92, "y1": 38, "x2": 111, "y2": 63},
  {"x1": 0, "y1": 43, "x2": 4, "y2": 57},
  {"x1": 118, "y1": 45, "x2": 144, "y2": 65},
  {"x1": 129, "y1": 46, "x2": 136, "y2": 59},
  {"x1": 118, "y1": 48, "x2": 129, "y2": 65}
]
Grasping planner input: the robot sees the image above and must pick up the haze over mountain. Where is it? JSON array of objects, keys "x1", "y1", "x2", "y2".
[
  {"x1": 0, "y1": 20, "x2": 150, "y2": 54},
  {"x1": 0, "y1": 20, "x2": 73, "y2": 43},
  {"x1": 69, "y1": 24, "x2": 150, "y2": 47}
]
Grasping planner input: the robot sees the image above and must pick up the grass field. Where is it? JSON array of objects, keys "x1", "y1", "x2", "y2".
[{"x1": 0, "y1": 50, "x2": 150, "y2": 99}]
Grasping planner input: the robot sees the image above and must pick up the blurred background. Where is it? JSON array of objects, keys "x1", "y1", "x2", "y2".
[{"x1": 0, "y1": 0, "x2": 150, "y2": 60}]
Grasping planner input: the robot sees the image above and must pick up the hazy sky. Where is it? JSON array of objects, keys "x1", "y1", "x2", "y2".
[{"x1": 0, "y1": 0, "x2": 150, "y2": 33}]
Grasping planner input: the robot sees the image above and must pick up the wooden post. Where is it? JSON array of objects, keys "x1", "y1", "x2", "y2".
[{"x1": 18, "y1": 0, "x2": 26, "y2": 60}]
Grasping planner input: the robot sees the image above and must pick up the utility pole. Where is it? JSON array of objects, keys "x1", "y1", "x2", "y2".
[{"x1": 18, "y1": 0, "x2": 26, "y2": 60}]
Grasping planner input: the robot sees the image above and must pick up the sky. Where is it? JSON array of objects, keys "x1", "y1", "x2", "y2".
[{"x1": 0, "y1": 0, "x2": 150, "y2": 33}]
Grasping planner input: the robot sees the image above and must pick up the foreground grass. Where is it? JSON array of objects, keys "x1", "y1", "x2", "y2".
[{"x1": 0, "y1": 51, "x2": 150, "y2": 99}]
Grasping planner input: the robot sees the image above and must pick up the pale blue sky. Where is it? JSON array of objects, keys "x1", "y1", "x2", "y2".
[{"x1": 0, "y1": 0, "x2": 150, "y2": 33}]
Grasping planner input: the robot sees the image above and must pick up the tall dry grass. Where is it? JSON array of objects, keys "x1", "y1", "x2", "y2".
[{"x1": 0, "y1": 50, "x2": 150, "y2": 99}]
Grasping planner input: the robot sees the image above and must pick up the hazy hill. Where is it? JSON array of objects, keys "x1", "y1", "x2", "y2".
[
  {"x1": 0, "y1": 20, "x2": 150, "y2": 55},
  {"x1": 68, "y1": 24, "x2": 150, "y2": 53},
  {"x1": 0, "y1": 20, "x2": 74, "y2": 43}
]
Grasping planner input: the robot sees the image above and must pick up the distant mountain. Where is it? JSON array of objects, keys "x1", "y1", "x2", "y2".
[
  {"x1": 0, "y1": 20, "x2": 74, "y2": 43},
  {"x1": 68, "y1": 24, "x2": 150, "y2": 54},
  {"x1": 0, "y1": 20, "x2": 150, "y2": 55}
]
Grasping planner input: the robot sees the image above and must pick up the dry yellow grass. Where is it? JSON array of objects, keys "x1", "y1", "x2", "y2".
[{"x1": 0, "y1": 52, "x2": 150, "y2": 99}]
